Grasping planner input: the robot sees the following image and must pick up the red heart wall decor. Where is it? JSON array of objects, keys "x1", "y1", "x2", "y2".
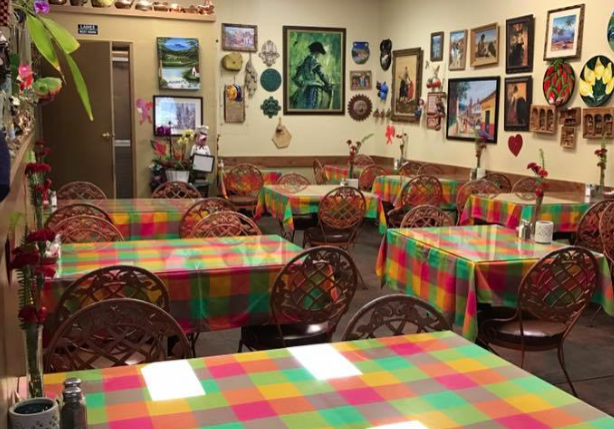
[{"x1": 508, "y1": 134, "x2": 523, "y2": 157}]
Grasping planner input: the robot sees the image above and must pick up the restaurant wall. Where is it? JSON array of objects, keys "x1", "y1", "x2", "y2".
[{"x1": 375, "y1": 0, "x2": 614, "y2": 186}]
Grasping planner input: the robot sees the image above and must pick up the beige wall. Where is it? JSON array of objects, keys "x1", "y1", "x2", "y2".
[{"x1": 376, "y1": 0, "x2": 614, "y2": 186}]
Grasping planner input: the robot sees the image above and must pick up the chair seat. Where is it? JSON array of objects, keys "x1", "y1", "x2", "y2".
[
  {"x1": 241, "y1": 322, "x2": 329, "y2": 350},
  {"x1": 228, "y1": 195, "x2": 258, "y2": 205},
  {"x1": 293, "y1": 214, "x2": 318, "y2": 231},
  {"x1": 305, "y1": 227, "x2": 353, "y2": 244}
]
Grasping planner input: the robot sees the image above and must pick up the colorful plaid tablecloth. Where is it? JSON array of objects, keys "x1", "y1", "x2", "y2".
[
  {"x1": 256, "y1": 185, "x2": 387, "y2": 233},
  {"x1": 218, "y1": 168, "x2": 283, "y2": 197},
  {"x1": 323, "y1": 165, "x2": 368, "y2": 184},
  {"x1": 372, "y1": 175, "x2": 467, "y2": 211},
  {"x1": 43, "y1": 235, "x2": 302, "y2": 333},
  {"x1": 58, "y1": 198, "x2": 199, "y2": 241},
  {"x1": 44, "y1": 331, "x2": 614, "y2": 429},
  {"x1": 376, "y1": 225, "x2": 614, "y2": 340},
  {"x1": 460, "y1": 193, "x2": 593, "y2": 233}
]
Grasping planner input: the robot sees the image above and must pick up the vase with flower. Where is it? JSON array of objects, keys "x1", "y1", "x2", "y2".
[
  {"x1": 595, "y1": 138, "x2": 608, "y2": 198},
  {"x1": 472, "y1": 131, "x2": 488, "y2": 180},
  {"x1": 527, "y1": 149, "x2": 548, "y2": 234},
  {"x1": 153, "y1": 124, "x2": 195, "y2": 183}
]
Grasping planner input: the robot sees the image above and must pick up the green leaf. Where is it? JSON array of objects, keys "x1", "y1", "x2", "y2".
[
  {"x1": 63, "y1": 51, "x2": 94, "y2": 121},
  {"x1": 39, "y1": 17, "x2": 80, "y2": 54},
  {"x1": 26, "y1": 15, "x2": 60, "y2": 73}
]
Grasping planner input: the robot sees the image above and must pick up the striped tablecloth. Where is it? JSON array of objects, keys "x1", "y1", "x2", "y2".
[
  {"x1": 44, "y1": 235, "x2": 302, "y2": 333},
  {"x1": 372, "y1": 175, "x2": 467, "y2": 211},
  {"x1": 376, "y1": 225, "x2": 614, "y2": 340},
  {"x1": 323, "y1": 165, "x2": 368, "y2": 184},
  {"x1": 218, "y1": 168, "x2": 283, "y2": 197},
  {"x1": 44, "y1": 331, "x2": 614, "y2": 429}
]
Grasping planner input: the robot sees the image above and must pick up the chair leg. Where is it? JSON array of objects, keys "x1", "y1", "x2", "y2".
[
  {"x1": 588, "y1": 306, "x2": 602, "y2": 327},
  {"x1": 519, "y1": 348, "x2": 526, "y2": 369},
  {"x1": 357, "y1": 269, "x2": 368, "y2": 290},
  {"x1": 558, "y1": 345, "x2": 578, "y2": 397},
  {"x1": 237, "y1": 340, "x2": 243, "y2": 353},
  {"x1": 187, "y1": 333, "x2": 200, "y2": 357}
]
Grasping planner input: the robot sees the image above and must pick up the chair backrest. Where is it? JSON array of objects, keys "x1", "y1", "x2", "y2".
[
  {"x1": 341, "y1": 295, "x2": 451, "y2": 341},
  {"x1": 179, "y1": 198, "x2": 236, "y2": 238},
  {"x1": 484, "y1": 173, "x2": 513, "y2": 193},
  {"x1": 518, "y1": 247, "x2": 599, "y2": 326},
  {"x1": 358, "y1": 165, "x2": 387, "y2": 191},
  {"x1": 52, "y1": 265, "x2": 170, "y2": 330},
  {"x1": 45, "y1": 298, "x2": 191, "y2": 373},
  {"x1": 225, "y1": 164, "x2": 264, "y2": 196},
  {"x1": 353, "y1": 154, "x2": 375, "y2": 168},
  {"x1": 456, "y1": 179, "x2": 500, "y2": 215},
  {"x1": 54, "y1": 215, "x2": 124, "y2": 243},
  {"x1": 417, "y1": 164, "x2": 443, "y2": 176},
  {"x1": 576, "y1": 200, "x2": 612, "y2": 253},
  {"x1": 152, "y1": 181, "x2": 201, "y2": 199},
  {"x1": 189, "y1": 210, "x2": 262, "y2": 238},
  {"x1": 45, "y1": 203, "x2": 112, "y2": 231},
  {"x1": 318, "y1": 186, "x2": 366, "y2": 231},
  {"x1": 276, "y1": 173, "x2": 311, "y2": 193},
  {"x1": 400, "y1": 175, "x2": 443, "y2": 208},
  {"x1": 599, "y1": 202, "x2": 614, "y2": 262},
  {"x1": 401, "y1": 205, "x2": 453, "y2": 228},
  {"x1": 313, "y1": 160, "x2": 328, "y2": 185},
  {"x1": 56, "y1": 181, "x2": 107, "y2": 200},
  {"x1": 271, "y1": 246, "x2": 358, "y2": 344},
  {"x1": 512, "y1": 176, "x2": 542, "y2": 194},
  {"x1": 398, "y1": 161, "x2": 422, "y2": 177}
]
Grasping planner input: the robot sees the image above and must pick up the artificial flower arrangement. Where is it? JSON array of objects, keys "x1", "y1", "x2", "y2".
[
  {"x1": 595, "y1": 138, "x2": 608, "y2": 195},
  {"x1": 153, "y1": 126, "x2": 196, "y2": 171},
  {"x1": 346, "y1": 133, "x2": 373, "y2": 178},
  {"x1": 527, "y1": 149, "x2": 548, "y2": 199},
  {"x1": 474, "y1": 130, "x2": 490, "y2": 170},
  {"x1": 395, "y1": 132, "x2": 408, "y2": 163}
]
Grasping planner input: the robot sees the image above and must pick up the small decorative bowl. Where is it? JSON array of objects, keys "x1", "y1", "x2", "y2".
[
  {"x1": 115, "y1": 0, "x2": 133, "y2": 8},
  {"x1": 169, "y1": 3, "x2": 182, "y2": 12},
  {"x1": 152, "y1": 1, "x2": 168, "y2": 11},
  {"x1": 135, "y1": 0, "x2": 152, "y2": 10}
]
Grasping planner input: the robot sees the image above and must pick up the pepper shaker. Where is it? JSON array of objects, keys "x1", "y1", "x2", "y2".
[{"x1": 60, "y1": 386, "x2": 87, "y2": 429}]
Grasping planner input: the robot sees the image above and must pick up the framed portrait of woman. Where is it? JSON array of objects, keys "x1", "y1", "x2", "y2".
[
  {"x1": 506, "y1": 15, "x2": 534, "y2": 74},
  {"x1": 504, "y1": 76, "x2": 532, "y2": 131},
  {"x1": 391, "y1": 48, "x2": 423, "y2": 122}
]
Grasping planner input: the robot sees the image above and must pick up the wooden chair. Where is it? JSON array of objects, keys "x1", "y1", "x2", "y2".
[
  {"x1": 45, "y1": 298, "x2": 191, "y2": 372},
  {"x1": 45, "y1": 203, "x2": 112, "y2": 231},
  {"x1": 179, "y1": 198, "x2": 236, "y2": 238},
  {"x1": 456, "y1": 180, "x2": 501, "y2": 222},
  {"x1": 276, "y1": 173, "x2": 311, "y2": 192},
  {"x1": 53, "y1": 215, "x2": 123, "y2": 243},
  {"x1": 152, "y1": 181, "x2": 201, "y2": 199},
  {"x1": 313, "y1": 159, "x2": 328, "y2": 185},
  {"x1": 575, "y1": 200, "x2": 612, "y2": 253},
  {"x1": 276, "y1": 173, "x2": 316, "y2": 241},
  {"x1": 484, "y1": 173, "x2": 513, "y2": 193},
  {"x1": 353, "y1": 154, "x2": 375, "y2": 168},
  {"x1": 304, "y1": 186, "x2": 366, "y2": 249},
  {"x1": 599, "y1": 202, "x2": 614, "y2": 263},
  {"x1": 358, "y1": 165, "x2": 387, "y2": 191},
  {"x1": 417, "y1": 164, "x2": 443, "y2": 176},
  {"x1": 400, "y1": 205, "x2": 453, "y2": 228},
  {"x1": 224, "y1": 164, "x2": 264, "y2": 216},
  {"x1": 189, "y1": 211, "x2": 261, "y2": 238},
  {"x1": 478, "y1": 247, "x2": 599, "y2": 397},
  {"x1": 387, "y1": 176, "x2": 443, "y2": 228},
  {"x1": 239, "y1": 246, "x2": 358, "y2": 351},
  {"x1": 512, "y1": 177, "x2": 542, "y2": 194},
  {"x1": 398, "y1": 161, "x2": 422, "y2": 177},
  {"x1": 57, "y1": 181, "x2": 107, "y2": 200},
  {"x1": 342, "y1": 295, "x2": 451, "y2": 341}
]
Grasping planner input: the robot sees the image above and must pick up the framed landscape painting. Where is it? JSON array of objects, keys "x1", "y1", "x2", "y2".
[
  {"x1": 222, "y1": 24, "x2": 258, "y2": 52},
  {"x1": 153, "y1": 96, "x2": 203, "y2": 136},
  {"x1": 157, "y1": 37, "x2": 200, "y2": 90},
  {"x1": 470, "y1": 23, "x2": 499, "y2": 67},
  {"x1": 544, "y1": 4, "x2": 584, "y2": 60},
  {"x1": 506, "y1": 15, "x2": 534, "y2": 74},
  {"x1": 504, "y1": 76, "x2": 532, "y2": 131},
  {"x1": 449, "y1": 30, "x2": 467, "y2": 71},
  {"x1": 446, "y1": 77, "x2": 500, "y2": 143},
  {"x1": 283, "y1": 26, "x2": 346, "y2": 115},
  {"x1": 391, "y1": 48, "x2": 423, "y2": 122},
  {"x1": 431, "y1": 32, "x2": 444, "y2": 61}
]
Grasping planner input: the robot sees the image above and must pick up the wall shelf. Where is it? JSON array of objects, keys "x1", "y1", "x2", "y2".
[{"x1": 49, "y1": 4, "x2": 216, "y2": 22}]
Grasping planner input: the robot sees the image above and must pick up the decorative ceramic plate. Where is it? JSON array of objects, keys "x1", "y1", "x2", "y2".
[
  {"x1": 348, "y1": 95, "x2": 372, "y2": 121},
  {"x1": 260, "y1": 69, "x2": 282, "y2": 92},
  {"x1": 609, "y1": 11, "x2": 614, "y2": 52},
  {"x1": 352, "y1": 42, "x2": 370, "y2": 65},
  {"x1": 543, "y1": 59, "x2": 575, "y2": 107},
  {"x1": 579, "y1": 55, "x2": 614, "y2": 107}
]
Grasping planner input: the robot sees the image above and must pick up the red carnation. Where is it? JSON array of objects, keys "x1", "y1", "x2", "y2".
[
  {"x1": 34, "y1": 140, "x2": 46, "y2": 147},
  {"x1": 25, "y1": 163, "x2": 51, "y2": 176},
  {"x1": 535, "y1": 187, "x2": 544, "y2": 198},
  {"x1": 35, "y1": 265, "x2": 56, "y2": 278},
  {"x1": 346, "y1": 139, "x2": 352, "y2": 145},
  {"x1": 44, "y1": 178, "x2": 52, "y2": 189},
  {"x1": 527, "y1": 162, "x2": 537, "y2": 170},
  {"x1": 36, "y1": 307, "x2": 48, "y2": 324},
  {"x1": 18, "y1": 306, "x2": 39, "y2": 324},
  {"x1": 538, "y1": 169, "x2": 548, "y2": 178},
  {"x1": 11, "y1": 250, "x2": 40, "y2": 270},
  {"x1": 27, "y1": 228, "x2": 56, "y2": 243}
]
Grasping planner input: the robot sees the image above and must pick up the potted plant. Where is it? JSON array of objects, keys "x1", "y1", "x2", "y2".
[{"x1": 153, "y1": 125, "x2": 195, "y2": 183}]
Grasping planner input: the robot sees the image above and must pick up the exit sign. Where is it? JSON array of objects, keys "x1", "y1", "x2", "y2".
[{"x1": 78, "y1": 24, "x2": 98, "y2": 35}]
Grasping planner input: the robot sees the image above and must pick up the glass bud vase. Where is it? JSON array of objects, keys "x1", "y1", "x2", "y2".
[
  {"x1": 531, "y1": 195, "x2": 544, "y2": 238},
  {"x1": 23, "y1": 325, "x2": 44, "y2": 398}
]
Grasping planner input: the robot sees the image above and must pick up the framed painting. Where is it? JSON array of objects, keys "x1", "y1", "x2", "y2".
[
  {"x1": 449, "y1": 30, "x2": 467, "y2": 71},
  {"x1": 430, "y1": 32, "x2": 444, "y2": 62},
  {"x1": 153, "y1": 96, "x2": 203, "y2": 136},
  {"x1": 350, "y1": 71, "x2": 372, "y2": 90},
  {"x1": 446, "y1": 76, "x2": 500, "y2": 143},
  {"x1": 470, "y1": 23, "x2": 499, "y2": 67},
  {"x1": 504, "y1": 76, "x2": 532, "y2": 131},
  {"x1": 283, "y1": 26, "x2": 346, "y2": 115},
  {"x1": 544, "y1": 4, "x2": 584, "y2": 60},
  {"x1": 391, "y1": 48, "x2": 423, "y2": 122},
  {"x1": 157, "y1": 37, "x2": 200, "y2": 90},
  {"x1": 221, "y1": 23, "x2": 258, "y2": 52},
  {"x1": 506, "y1": 15, "x2": 534, "y2": 74}
]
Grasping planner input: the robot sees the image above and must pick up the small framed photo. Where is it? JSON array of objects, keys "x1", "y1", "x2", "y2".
[
  {"x1": 470, "y1": 23, "x2": 499, "y2": 67},
  {"x1": 153, "y1": 96, "x2": 203, "y2": 136},
  {"x1": 504, "y1": 76, "x2": 532, "y2": 132},
  {"x1": 430, "y1": 32, "x2": 444, "y2": 62},
  {"x1": 449, "y1": 30, "x2": 467, "y2": 71},
  {"x1": 221, "y1": 23, "x2": 258, "y2": 52},
  {"x1": 544, "y1": 4, "x2": 585, "y2": 60},
  {"x1": 506, "y1": 15, "x2": 534, "y2": 74},
  {"x1": 426, "y1": 92, "x2": 445, "y2": 115},
  {"x1": 350, "y1": 71, "x2": 372, "y2": 90}
]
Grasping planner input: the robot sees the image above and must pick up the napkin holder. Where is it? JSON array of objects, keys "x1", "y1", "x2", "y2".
[{"x1": 534, "y1": 220, "x2": 554, "y2": 244}]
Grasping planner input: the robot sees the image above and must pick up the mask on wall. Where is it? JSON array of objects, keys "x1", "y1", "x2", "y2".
[
  {"x1": 259, "y1": 40, "x2": 280, "y2": 67},
  {"x1": 380, "y1": 39, "x2": 392, "y2": 71}
]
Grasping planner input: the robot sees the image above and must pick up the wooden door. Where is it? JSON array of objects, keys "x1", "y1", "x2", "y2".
[{"x1": 41, "y1": 41, "x2": 115, "y2": 198}]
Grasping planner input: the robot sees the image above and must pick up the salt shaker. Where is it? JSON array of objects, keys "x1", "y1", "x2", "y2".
[
  {"x1": 50, "y1": 191, "x2": 58, "y2": 210},
  {"x1": 60, "y1": 386, "x2": 87, "y2": 429}
]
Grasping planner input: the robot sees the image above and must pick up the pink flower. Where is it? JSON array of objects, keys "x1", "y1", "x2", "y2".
[{"x1": 34, "y1": 0, "x2": 50, "y2": 14}]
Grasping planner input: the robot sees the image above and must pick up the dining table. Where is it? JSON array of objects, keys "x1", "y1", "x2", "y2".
[
  {"x1": 372, "y1": 174, "x2": 468, "y2": 211},
  {"x1": 255, "y1": 184, "x2": 387, "y2": 234},
  {"x1": 43, "y1": 235, "x2": 303, "y2": 334},
  {"x1": 323, "y1": 164, "x2": 373, "y2": 183},
  {"x1": 43, "y1": 330, "x2": 614, "y2": 429},
  {"x1": 376, "y1": 225, "x2": 614, "y2": 340},
  {"x1": 460, "y1": 192, "x2": 596, "y2": 233},
  {"x1": 56, "y1": 198, "x2": 199, "y2": 241}
]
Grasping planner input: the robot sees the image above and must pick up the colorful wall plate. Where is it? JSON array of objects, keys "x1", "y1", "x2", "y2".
[
  {"x1": 352, "y1": 41, "x2": 370, "y2": 64},
  {"x1": 543, "y1": 59, "x2": 575, "y2": 107},
  {"x1": 260, "y1": 69, "x2": 282, "y2": 92},
  {"x1": 609, "y1": 11, "x2": 614, "y2": 52},
  {"x1": 580, "y1": 55, "x2": 614, "y2": 107}
]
